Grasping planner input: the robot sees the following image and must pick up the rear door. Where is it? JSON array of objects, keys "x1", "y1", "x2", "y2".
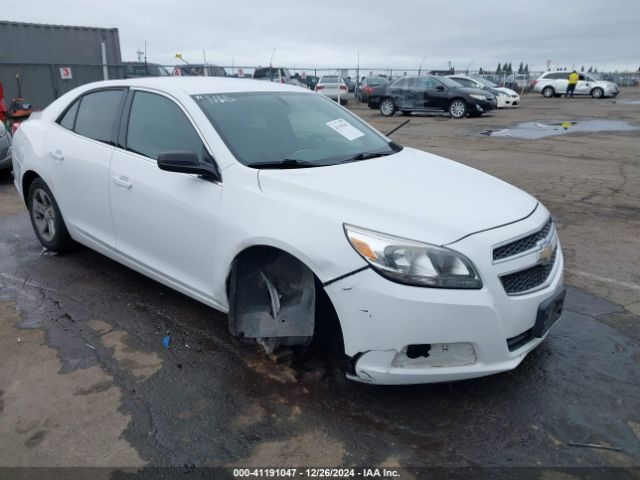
[
  {"x1": 46, "y1": 88, "x2": 126, "y2": 247},
  {"x1": 109, "y1": 89, "x2": 223, "y2": 300},
  {"x1": 551, "y1": 72, "x2": 568, "y2": 93}
]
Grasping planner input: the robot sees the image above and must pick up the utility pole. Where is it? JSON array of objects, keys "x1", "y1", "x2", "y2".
[{"x1": 418, "y1": 55, "x2": 426, "y2": 75}]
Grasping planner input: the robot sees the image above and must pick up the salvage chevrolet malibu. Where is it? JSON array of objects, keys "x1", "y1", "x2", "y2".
[{"x1": 11, "y1": 78, "x2": 565, "y2": 384}]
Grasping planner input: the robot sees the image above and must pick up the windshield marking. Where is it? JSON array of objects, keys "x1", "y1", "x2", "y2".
[{"x1": 326, "y1": 119, "x2": 365, "y2": 141}]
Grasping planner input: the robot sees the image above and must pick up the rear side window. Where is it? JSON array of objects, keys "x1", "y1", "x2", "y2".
[
  {"x1": 74, "y1": 90, "x2": 124, "y2": 144},
  {"x1": 59, "y1": 100, "x2": 80, "y2": 130},
  {"x1": 126, "y1": 91, "x2": 208, "y2": 162}
]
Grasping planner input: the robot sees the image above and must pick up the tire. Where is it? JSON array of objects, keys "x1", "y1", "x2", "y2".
[
  {"x1": 449, "y1": 99, "x2": 467, "y2": 119},
  {"x1": 542, "y1": 86, "x2": 555, "y2": 98},
  {"x1": 379, "y1": 98, "x2": 396, "y2": 117},
  {"x1": 339, "y1": 98, "x2": 348, "y2": 106},
  {"x1": 591, "y1": 87, "x2": 604, "y2": 98},
  {"x1": 27, "y1": 178, "x2": 73, "y2": 252}
]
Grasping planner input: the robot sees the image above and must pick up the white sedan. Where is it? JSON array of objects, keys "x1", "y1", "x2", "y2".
[
  {"x1": 11, "y1": 77, "x2": 564, "y2": 385},
  {"x1": 315, "y1": 75, "x2": 349, "y2": 105},
  {"x1": 447, "y1": 74, "x2": 521, "y2": 107}
]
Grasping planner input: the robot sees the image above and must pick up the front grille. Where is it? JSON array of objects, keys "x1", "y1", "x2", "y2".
[
  {"x1": 493, "y1": 219, "x2": 553, "y2": 261},
  {"x1": 500, "y1": 250, "x2": 557, "y2": 295}
]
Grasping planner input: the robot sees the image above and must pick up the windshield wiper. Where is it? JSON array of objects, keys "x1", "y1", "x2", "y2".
[
  {"x1": 340, "y1": 151, "x2": 395, "y2": 164},
  {"x1": 340, "y1": 142, "x2": 402, "y2": 164},
  {"x1": 247, "y1": 159, "x2": 318, "y2": 169}
]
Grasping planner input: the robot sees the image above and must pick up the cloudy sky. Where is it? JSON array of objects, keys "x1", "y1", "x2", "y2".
[{"x1": 6, "y1": 0, "x2": 640, "y2": 72}]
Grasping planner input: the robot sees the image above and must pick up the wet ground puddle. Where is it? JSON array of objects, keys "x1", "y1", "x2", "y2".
[{"x1": 480, "y1": 120, "x2": 637, "y2": 139}]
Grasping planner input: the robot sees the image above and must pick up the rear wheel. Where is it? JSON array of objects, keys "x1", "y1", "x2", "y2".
[
  {"x1": 380, "y1": 98, "x2": 396, "y2": 117},
  {"x1": 339, "y1": 98, "x2": 348, "y2": 106},
  {"x1": 591, "y1": 87, "x2": 604, "y2": 98},
  {"x1": 449, "y1": 99, "x2": 467, "y2": 119},
  {"x1": 27, "y1": 178, "x2": 73, "y2": 252},
  {"x1": 542, "y1": 86, "x2": 555, "y2": 98}
]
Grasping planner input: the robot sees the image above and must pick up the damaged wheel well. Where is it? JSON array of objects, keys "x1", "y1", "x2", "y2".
[{"x1": 226, "y1": 246, "x2": 343, "y2": 354}]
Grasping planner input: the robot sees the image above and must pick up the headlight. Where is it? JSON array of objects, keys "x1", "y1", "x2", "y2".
[
  {"x1": 469, "y1": 93, "x2": 487, "y2": 100},
  {"x1": 344, "y1": 225, "x2": 482, "y2": 289}
]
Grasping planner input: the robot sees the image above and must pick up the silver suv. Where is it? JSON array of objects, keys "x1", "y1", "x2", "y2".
[{"x1": 532, "y1": 71, "x2": 619, "y2": 98}]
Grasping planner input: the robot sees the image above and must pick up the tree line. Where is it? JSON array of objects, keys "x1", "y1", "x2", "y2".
[{"x1": 476, "y1": 62, "x2": 601, "y2": 75}]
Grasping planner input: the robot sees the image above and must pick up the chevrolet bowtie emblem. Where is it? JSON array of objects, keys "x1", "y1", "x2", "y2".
[{"x1": 539, "y1": 242, "x2": 555, "y2": 263}]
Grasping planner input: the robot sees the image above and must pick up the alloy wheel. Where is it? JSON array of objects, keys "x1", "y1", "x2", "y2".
[
  {"x1": 450, "y1": 101, "x2": 466, "y2": 118},
  {"x1": 31, "y1": 188, "x2": 56, "y2": 242},
  {"x1": 380, "y1": 99, "x2": 395, "y2": 116}
]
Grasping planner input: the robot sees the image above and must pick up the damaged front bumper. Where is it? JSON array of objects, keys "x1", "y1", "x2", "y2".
[{"x1": 324, "y1": 226, "x2": 564, "y2": 385}]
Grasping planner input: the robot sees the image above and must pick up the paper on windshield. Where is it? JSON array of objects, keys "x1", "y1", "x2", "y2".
[{"x1": 326, "y1": 119, "x2": 365, "y2": 141}]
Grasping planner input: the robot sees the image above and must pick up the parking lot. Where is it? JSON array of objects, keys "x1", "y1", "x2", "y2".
[{"x1": 1, "y1": 90, "x2": 639, "y2": 474}]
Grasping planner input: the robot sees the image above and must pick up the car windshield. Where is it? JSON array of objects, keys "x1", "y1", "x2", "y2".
[
  {"x1": 471, "y1": 76, "x2": 497, "y2": 88},
  {"x1": 193, "y1": 92, "x2": 396, "y2": 168},
  {"x1": 321, "y1": 76, "x2": 341, "y2": 83},
  {"x1": 437, "y1": 77, "x2": 463, "y2": 88}
]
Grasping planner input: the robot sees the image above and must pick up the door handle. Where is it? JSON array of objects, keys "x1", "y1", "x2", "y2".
[
  {"x1": 112, "y1": 175, "x2": 133, "y2": 189},
  {"x1": 50, "y1": 150, "x2": 64, "y2": 161}
]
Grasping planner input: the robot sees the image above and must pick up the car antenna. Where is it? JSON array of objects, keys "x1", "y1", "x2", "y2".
[{"x1": 385, "y1": 119, "x2": 410, "y2": 137}]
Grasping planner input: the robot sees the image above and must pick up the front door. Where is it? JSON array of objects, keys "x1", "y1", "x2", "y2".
[
  {"x1": 109, "y1": 90, "x2": 223, "y2": 301},
  {"x1": 574, "y1": 74, "x2": 592, "y2": 95}
]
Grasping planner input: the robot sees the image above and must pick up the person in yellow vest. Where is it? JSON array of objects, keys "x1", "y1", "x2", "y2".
[{"x1": 566, "y1": 71, "x2": 579, "y2": 98}]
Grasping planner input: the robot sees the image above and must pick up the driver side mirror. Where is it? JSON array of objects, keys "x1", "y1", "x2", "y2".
[
  {"x1": 436, "y1": 85, "x2": 445, "y2": 91},
  {"x1": 157, "y1": 150, "x2": 220, "y2": 182}
]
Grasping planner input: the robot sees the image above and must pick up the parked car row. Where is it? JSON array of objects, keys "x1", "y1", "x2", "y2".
[{"x1": 366, "y1": 75, "x2": 501, "y2": 118}]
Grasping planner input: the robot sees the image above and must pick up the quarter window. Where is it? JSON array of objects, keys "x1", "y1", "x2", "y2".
[
  {"x1": 74, "y1": 90, "x2": 124, "y2": 143},
  {"x1": 59, "y1": 99, "x2": 80, "y2": 130},
  {"x1": 126, "y1": 91, "x2": 207, "y2": 162}
]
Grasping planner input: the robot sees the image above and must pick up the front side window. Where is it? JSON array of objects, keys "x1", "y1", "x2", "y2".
[
  {"x1": 126, "y1": 91, "x2": 208, "y2": 162},
  {"x1": 452, "y1": 78, "x2": 475, "y2": 88},
  {"x1": 424, "y1": 77, "x2": 440, "y2": 88},
  {"x1": 74, "y1": 90, "x2": 124, "y2": 144},
  {"x1": 194, "y1": 92, "x2": 395, "y2": 168}
]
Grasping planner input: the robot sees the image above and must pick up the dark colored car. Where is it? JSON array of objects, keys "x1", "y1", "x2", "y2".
[
  {"x1": 0, "y1": 122, "x2": 11, "y2": 173},
  {"x1": 368, "y1": 75, "x2": 497, "y2": 118},
  {"x1": 173, "y1": 64, "x2": 227, "y2": 77},
  {"x1": 253, "y1": 67, "x2": 307, "y2": 88},
  {"x1": 356, "y1": 76, "x2": 388, "y2": 102},
  {"x1": 294, "y1": 74, "x2": 319, "y2": 90},
  {"x1": 123, "y1": 62, "x2": 171, "y2": 78}
]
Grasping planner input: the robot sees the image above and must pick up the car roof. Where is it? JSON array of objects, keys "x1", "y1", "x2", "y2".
[{"x1": 66, "y1": 77, "x2": 309, "y2": 96}]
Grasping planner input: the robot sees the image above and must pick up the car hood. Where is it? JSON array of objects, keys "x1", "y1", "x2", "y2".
[
  {"x1": 258, "y1": 147, "x2": 537, "y2": 245},
  {"x1": 494, "y1": 87, "x2": 518, "y2": 96}
]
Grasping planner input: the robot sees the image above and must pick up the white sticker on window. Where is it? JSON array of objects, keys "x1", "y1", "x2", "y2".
[{"x1": 326, "y1": 119, "x2": 365, "y2": 141}]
